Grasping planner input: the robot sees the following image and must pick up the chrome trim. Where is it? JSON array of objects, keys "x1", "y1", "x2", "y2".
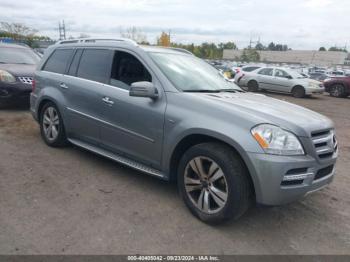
[
  {"x1": 282, "y1": 172, "x2": 313, "y2": 181},
  {"x1": 66, "y1": 107, "x2": 155, "y2": 143},
  {"x1": 68, "y1": 138, "x2": 164, "y2": 178},
  {"x1": 62, "y1": 74, "x2": 129, "y2": 93},
  {"x1": 18, "y1": 76, "x2": 33, "y2": 85}
]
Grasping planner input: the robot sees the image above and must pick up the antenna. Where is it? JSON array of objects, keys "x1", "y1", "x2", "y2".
[{"x1": 58, "y1": 20, "x2": 66, "y2": 40}]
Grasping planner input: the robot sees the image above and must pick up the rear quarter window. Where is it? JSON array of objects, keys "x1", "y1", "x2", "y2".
[
  {"x1": 42, "y1": 49, "x2": 73, "y2": 74},
  {"x1": 76, "y1": 49, "x2": 112, "y2": 83}
]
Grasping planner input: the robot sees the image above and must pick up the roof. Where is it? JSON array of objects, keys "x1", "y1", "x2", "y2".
[{"x1": 53, "y1": 38, "x2": 192, "y2": 55}]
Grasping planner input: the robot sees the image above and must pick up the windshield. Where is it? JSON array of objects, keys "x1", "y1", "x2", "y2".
[
  {"x1": 0, "y1": 47, "x2": 41, "y2": 65},
  {"x1": 285, "y1": 69, "x2": 306, "y2": 79},
  {"x1": 149, "y1": 52, "x2": 242, "y2": 92}
]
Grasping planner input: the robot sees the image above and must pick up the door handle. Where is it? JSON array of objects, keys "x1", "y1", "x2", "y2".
[
  {"x1": 102, "y1": 96, "x2": 114, "y2": 105},
  {"x1": 60, "y1": 83, "x2": 68, "y2": 89}
]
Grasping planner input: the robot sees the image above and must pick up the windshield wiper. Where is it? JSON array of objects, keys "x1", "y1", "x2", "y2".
[
  {"x1": 183, "y1": 89, "x2": 221, "y2": 93},
  {"x1": 218, "y1": 89, "x2": 243, "y2": 93}
]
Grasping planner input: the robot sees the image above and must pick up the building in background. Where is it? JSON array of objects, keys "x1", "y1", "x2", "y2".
[{"x1": 223, "y1": 49, "x2": 348, "y2": 66}]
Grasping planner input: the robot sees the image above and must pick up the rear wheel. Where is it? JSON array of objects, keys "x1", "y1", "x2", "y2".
[
  {"x1": 329, "y1": 84, "x2": 346, "y2": 98},
  {"x1": 178, "y1": 143, "x2": 253, "y2": 224},
  {"x1": 247, "y1": 80, "x2": 259, "y2": 92},
  {"x1": 40, "y1": 102, "x2": 68, "y2": 147},
  {"x1": 292, "y1": 86, "x2": 305, "y2": 98}
]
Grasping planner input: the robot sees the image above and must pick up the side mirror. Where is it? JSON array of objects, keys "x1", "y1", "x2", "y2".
[
  {"x1": 129, "y1": 81, "x2": 158, "y2": 99},
  {"x1": 286, "y1": 75, "x2": 293, "y2": 79}
]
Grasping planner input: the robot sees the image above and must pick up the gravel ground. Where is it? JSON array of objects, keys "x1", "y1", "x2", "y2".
[{"x1": 0, "y1": 93, "x2": 349, "y2": 255}]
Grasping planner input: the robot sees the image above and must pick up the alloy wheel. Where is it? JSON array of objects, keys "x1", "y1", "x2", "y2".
[
  {"x1": 42, "y1": 107, "x2": 60, "y2": 141},
  {"x1": 184, "y1": 156, "x2": 228, "y2": 214}
]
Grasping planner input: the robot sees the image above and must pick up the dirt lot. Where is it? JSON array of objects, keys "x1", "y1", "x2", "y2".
[{"x1": 0, "y1": 93, "x2": 349, "y2": 255}]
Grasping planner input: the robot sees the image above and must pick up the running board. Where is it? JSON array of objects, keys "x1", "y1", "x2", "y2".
[{"x1": 68, "y1": 138, "x2": 166, "y2": 179}]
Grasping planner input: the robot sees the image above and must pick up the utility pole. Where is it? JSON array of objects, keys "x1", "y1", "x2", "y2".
[{"x1": 58, "y1": 20, "x2": 66, "y2": 40}]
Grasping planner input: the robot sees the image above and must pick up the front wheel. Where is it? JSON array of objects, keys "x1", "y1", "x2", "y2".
[
  {"x1": 40, "y1": 102, "x2": 68, "y2": 147},
  {"x1": 292, "y1": 86, "x2": 305, "y2": 98},
  {"x1": 178, "y1": 143, "x2": 253, "y2": 224},
  {"x1": 329, "y1": 84, "x2": 346, "y2": 98}
]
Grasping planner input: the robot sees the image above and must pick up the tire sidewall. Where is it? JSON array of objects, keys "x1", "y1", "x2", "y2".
[
  {"x1": 178, "y1": 144, "x2": 247, "y2": 223},
  {"x1": 330, "y1": 85, "x2": 344, "y2": 98},
  {"x1": 40, "y1": 102, "x2": 66, "y2": 146},
  {"x1": 247, "y1": 80, "x2": 258, "y2": 92},
  {"x1": 293, "y1": 86, "x2": 305, "y2": 98}
]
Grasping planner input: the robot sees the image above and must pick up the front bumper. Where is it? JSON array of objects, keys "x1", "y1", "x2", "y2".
[
  {"x1": 0, "y1": 81, "x2": 31, "y2": 105},
  {"x1": 247, "y1": 151, "x2": 337, "y2": 206},
  {"x1": 305, "y1": 86, "x2": 324, "y2": 95}
]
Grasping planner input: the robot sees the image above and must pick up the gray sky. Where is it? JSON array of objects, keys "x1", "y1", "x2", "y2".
[{"x1": 0, "y1": 0, "x2": 349, "y2": 50}]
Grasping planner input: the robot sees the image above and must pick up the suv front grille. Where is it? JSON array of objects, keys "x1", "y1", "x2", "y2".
[
  {"x1": 311, "y1": 129, "x2": 337, "y2": 159},
  {"x1": 18, "y1": 76, "x2": 33, "y2": 85}
]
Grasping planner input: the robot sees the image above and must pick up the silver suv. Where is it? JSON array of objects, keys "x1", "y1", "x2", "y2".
[{"x1": 30, "y1": 38, "x2": 337, "y2": 224}]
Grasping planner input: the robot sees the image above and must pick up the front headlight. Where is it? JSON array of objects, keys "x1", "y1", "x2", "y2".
[
  {"x1": 0, "y1": 70, "x2": 16, "y2": 83},
  {"x1": 308, "y1": 82, "x2": 317, "y2": 88},
  {"x1": 251, "y1": 124, "x2": 304, "y2": 155}
]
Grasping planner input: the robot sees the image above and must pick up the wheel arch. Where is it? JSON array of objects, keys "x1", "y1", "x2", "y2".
[{"x1": 167, "y1": 133, "x2": 258, "y2": 199}]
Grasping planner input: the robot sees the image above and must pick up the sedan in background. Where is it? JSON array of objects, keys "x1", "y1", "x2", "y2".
[
  {"x1": 234, "y1": 65, "x2": 261, "y2": 85},
  {"x1": 0, "y1": 43, "x2": 41, "y2": 108},
  {"x1": 309, "y1": 72, "x2": 329, "y2": 82},
  {"x1": 241, "y1": 67, "x2": 324, "y2": 98}
]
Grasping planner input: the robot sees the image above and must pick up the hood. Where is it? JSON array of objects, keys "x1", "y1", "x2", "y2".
[
  {"x1": 197, "y1": 92, "x2": 333, "y2": 137},
  {"x1": 0, "y1": 64, "x2": 36, "y2": 77}
]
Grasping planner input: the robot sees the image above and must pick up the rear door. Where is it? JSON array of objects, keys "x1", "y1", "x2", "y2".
[
  {"x1": 256, "y1": 68, "x2": 274, "y2": 89},
  {"x1": 273, "y1": 69, "x2": 293, "y2": 93},
  {"x1": 98, "y1": 50, "x2": 166, "y2": 168},
  {"x1": 63, "y1": 48, "x2": 113, "y2": 145}
]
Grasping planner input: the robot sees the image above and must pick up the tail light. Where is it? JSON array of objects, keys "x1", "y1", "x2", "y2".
[{"x1": 31, "y1": 79, "x2": 36, "y2": 92}]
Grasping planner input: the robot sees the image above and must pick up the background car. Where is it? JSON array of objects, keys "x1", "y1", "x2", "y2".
[
  {"x1": 0, "y1": 43, "x2": 41, "y2": 108},
  {"x1": 234, "y1": 65, "x2": 261, "y2": 85},
  {"x1": 241, "y1": 67, "x2": 324, "y2": 98},
  {"x1": 309, "y1": 72, "x2": 329, "y2": 82},
  {"x1": 323, "y1": 76, "x2": 350, "y2": 98}
]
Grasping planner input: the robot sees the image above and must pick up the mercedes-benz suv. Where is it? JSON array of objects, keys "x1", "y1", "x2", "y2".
[{"x1": 30, "y1": 38, "x2": 338, "y2": 224}]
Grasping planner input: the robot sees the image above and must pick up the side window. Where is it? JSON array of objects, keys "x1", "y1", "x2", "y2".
[
  {"x1": 243, "y1": 66, "x2": 260, "y2": 72},
  {"x1": 275, "y1": 69, "x2": 289, "y2": 78},
  {"x1": 110, "y1": 51, "x2": 152, "y2": 90},
  {"x1": 258, "y1": 68, "x2": 273, "y2": 76},
  {"x1": 77, "y1": 49, "x2": 112, "y2": 83},
  {"x1": 68, "y1": 49, "x2": 83, "y2": 76},
  {"x1": 42, "y1": 49, "x2": 73, "y2": 74}
]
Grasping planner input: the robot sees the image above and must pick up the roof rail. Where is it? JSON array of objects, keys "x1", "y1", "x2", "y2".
[
  {"x1": 167, "y1": 47, "x2": 194, "y2": 55},
  {"x1": 56, "y1": 38, "x2": 138, "y2": 46}
]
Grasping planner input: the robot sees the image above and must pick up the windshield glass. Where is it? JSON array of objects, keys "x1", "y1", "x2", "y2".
[
  {"x1": 0, "y1": 47, "x2": 41, "y2": 65},
  {"x1": 149, "y1": 52, "x2": 242, "y2": 92},
  {"x1": 285, "y1": 69, "x2": 306, "y2": 79}
]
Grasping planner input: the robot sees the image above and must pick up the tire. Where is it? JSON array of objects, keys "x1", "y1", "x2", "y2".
[
  {"x1": 247, "y1": 80, "x2": 259, "y2": 92},
  {"x1": 292, "y1": 86, "x2": 305, "y2": 98},
  {"x1": 329, "y1": 84, "x2": 346, "y2": 98},
  {"x1": 39, "y1": 102, "x2": 68, "y2": 147},
  {"x1": 177, "y1": 142, "x2": 253, "y2": 224}
]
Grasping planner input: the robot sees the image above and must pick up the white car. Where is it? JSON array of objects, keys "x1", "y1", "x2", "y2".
[{"x1": 239, "y1": 67, "x2": 324, "y2": 98}]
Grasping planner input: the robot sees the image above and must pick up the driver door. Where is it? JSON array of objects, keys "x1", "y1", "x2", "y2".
[
  {"x1": 99, "y1": 50, "x2": 166, "y2": 169},
  {"x1": 274, "y1": 69, "x2": 293, "y2": 93}
]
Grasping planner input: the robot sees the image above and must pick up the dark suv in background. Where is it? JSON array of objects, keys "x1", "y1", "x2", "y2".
[
  {"x1": 324, "y1": 76, "x2": 350, "y2": 98},
  {"x1": 0, "y1": 43, "x2": 40, "y2": 108}
]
